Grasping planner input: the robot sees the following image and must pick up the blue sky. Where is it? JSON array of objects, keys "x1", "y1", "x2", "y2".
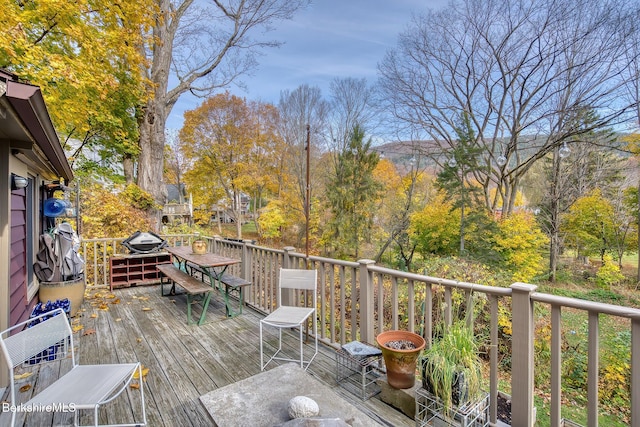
[{"x1": 166, "y1": 0, "x2": 448, "y2": 130}]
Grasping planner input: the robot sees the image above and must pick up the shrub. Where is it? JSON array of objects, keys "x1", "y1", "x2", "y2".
[{"x1": 596, "y1": 254, "x2": 624, "y2": 289}]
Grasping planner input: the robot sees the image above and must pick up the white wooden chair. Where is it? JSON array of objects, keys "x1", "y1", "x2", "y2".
[
  {"x1": 0, "y1": 308, "x2": 146, "y2": 427},
  {"x1": 260, "y1": 268, "x2": 318, "y2": 371}
]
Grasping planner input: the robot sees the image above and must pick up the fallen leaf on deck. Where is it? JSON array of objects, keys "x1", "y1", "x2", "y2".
[
  {"x1": 106, "y1": 294, "x2": 116, "y2": 299},
  {"x1": 137, "y1": 338, "x2": 142, "y2": 343},
  {"x1": 14, "y1": 372, "x2": 33, "y2": 380},
  {"x1": 90, "y1": 313, "x2": 98, "y2": 318},
  {"x1": 72, "y1": 324, "x2": 84, "y2": 333},
  {"x1": 83, "y1": 329, "x2": 96, "y2": 336},
  {"x1": 111, "y1": 298, "x2": 121, "y2": 304},
  {"x1": 19, "y1": 384, "x2": 31, "y2": 393},
  {"x1": 98, "y1": 304, "x2": 109, "y2": 310},
  {"x1": 130, "y1": 383, "x2": 140, "y2": 389},
  {"x1": 138, "y1": 296, "x2": 149, "y2": 301},
  {"x1": 133, "y1": 366, "x2": 149, "y2": 379},
  {"x1": 141, "y1": 307, "x2": 152, "y2": 311},
  {"x1": 115, "y1": 318, "x2": 122, "y2": 322}
]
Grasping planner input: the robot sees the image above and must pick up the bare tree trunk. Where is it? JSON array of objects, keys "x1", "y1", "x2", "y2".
[
  {"x1": 138, "y1": 98, "x2": 168, "y2": 231},
  {"x1": 235, "y1": 211, "x2": 243, "y2": 239},
  {"x1": 548, "y1": 147, "x2": 562, "y2": 282},
  {"x1": 135, "y1": 0, "x2": 309, "y2": 231}
]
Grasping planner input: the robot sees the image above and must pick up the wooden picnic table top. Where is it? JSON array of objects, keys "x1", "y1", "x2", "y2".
[{"x1": 166, "y1": 246, "x2": 240, "y2": 269}]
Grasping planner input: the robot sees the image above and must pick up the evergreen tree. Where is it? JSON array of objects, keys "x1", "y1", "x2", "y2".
[
  {"x1": 324, "y1": 125, "x2": 381, "y2": 258},
  {"x1": 436, "y1": 114, "x2": 492, "y2": 258}
]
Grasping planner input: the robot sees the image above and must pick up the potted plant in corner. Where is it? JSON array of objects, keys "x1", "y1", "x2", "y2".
[
  {"x1": 420, "y1": 320, "x2": 484, "y2": 420},
  {"x1": 376, "y1": 330, "x2": 426, "y2": 389}
]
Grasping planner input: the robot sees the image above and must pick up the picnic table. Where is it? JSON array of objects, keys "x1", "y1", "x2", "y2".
[{"x1": 164, "y1": 246, "x2": 249, "y2": 320}]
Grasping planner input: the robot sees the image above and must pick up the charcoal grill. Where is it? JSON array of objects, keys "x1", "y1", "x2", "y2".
[{"x1": 122, "y1": 231, "x2": 167, "y2": 254}]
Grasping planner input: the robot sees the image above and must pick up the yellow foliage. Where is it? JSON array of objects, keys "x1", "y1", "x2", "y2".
[
  {"x1": 622, "y1": 133, "x2": 640, "y2": 155},
  {"x1": 373, "y1": 159, "x2": 401, "y2": 189},
  {"x1": 489, "y1": 187, "x2": 527, "y2": 208},
  {"x1": 80, "y1": 183, "x2": 152, "y2": 239},
  {"x1": 410, "y1": 191, "x2": 460, "y2": 255},
  {"x1": 0, "y1": 0, "x2": 155, "y2": 144},
  {"x1": 495, "y1": 211, "x2": 548, "y2": 282},
  {"x1": 497, "y1": 304, "x2": 512, "y2": 336},
  {"x1": 258, "y1": 201, "x2": 287, "y2": 239}
]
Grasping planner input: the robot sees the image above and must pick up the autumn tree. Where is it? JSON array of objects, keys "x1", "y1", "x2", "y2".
[
  {"x1": 495, "y1": 212, "x2": 548, "y2": 283},
  {"x1": 562, "y1": 189, "x2": 629, "y2": 262},
  {"x1": 276, "y1": 85, "x2": 328, "y2": 248},
  {"x1": 137, "y1": 0, "x2": 309, "y2": 230},
  {"x1": 372, "y1": 154, "x2": 435, "y2": 270},
  {"x1": 1, "y1": 0, "x2": 154, "y2": 177},
  {"x1": 378, "y1": 0, "x2": 639, "y2": 217},
  {"x1": 409, "y1": 191, "x2": 460, "y2": 258},
  {"x1": 323, "y1": 125, "x2": 381, "y2": 259},
  {"x1": 623, "y1": 133, "x2": 640, "y2": 279},
  {"x1": 81, "y1": 183, "x2": 154, "y2": 239},
  {"x1": 243, "y1": 101, "x2": 283, "y2": 235},
  {"x1": 180, "y1": 92, "x2": 279, "y2": 238},
  {"x1": 537, "y1": 113, "x2": 624, "y2": 280}
]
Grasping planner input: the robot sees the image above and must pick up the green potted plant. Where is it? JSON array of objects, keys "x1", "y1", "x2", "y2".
[{"x1": 420, "y1": 320, "x2": 483, "y2": 416}]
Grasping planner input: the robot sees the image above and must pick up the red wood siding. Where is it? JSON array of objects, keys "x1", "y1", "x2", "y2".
[{"x1": 9, "y1": 190, "x2": 30, "y2": 326}]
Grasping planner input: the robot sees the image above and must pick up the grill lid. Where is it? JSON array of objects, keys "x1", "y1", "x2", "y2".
[{"x1": 122, "y1": 231, "x2": 167, "y2": 254}]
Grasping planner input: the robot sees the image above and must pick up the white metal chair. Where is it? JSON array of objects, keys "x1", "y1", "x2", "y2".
[
  {"x1": 260, "y1": 268, "x2": 318, "y2": 371},
  {"x1": 0, "y1": 308, "x2": 146, "y2": 427}
]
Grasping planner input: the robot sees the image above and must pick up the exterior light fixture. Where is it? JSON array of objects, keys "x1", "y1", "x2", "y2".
[
  {"x1": 559, "y1": 142, "x2": 571, "y2": 159},
  {"x1": 11, "y1": 173, "x2": 28, "y2": 190}
]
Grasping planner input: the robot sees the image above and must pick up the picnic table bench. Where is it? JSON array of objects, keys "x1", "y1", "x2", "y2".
[
  {"x1": 186, "y1": 263, "x2": 252, "y2": 317},
  {"x1": 157, "y1": 264, "x2": 212, "y2": 325},
  {"x1": 218, "y1": 273, "x2": 252, "y2": 317}
]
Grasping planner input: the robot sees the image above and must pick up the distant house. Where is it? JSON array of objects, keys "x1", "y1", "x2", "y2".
[
  {"x1": 0, "y1": 69, "x2": 73, "y2": 330},
  {"x1": 210, "y1": 193, "x2": 251, "y2": 224},
  {"x1": 162, "y1": 183, "x2": 192, "y2": 225}
]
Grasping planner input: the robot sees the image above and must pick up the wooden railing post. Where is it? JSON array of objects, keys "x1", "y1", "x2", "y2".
[
  {"x1": 358, "y1": 259, "x2": 375, "y2": 344},
  {"x1": 241, "y1": 240, "x2": 252, "y2": 280},
  {"x1": 510, "y1": 283, "x2": 537, "y2": 427},
  {"x1": 213, "y1": 235, "x2": 221, "y2": 254},
  {"x1": 633, "y1": 318, "x2": 640, "y2": 427},
  {"x1": 282, "y1": 247, "x2": 296, "y2": 306},
  {"x1": 283, "y1": 247, "x2": 295, "y2": 269}
]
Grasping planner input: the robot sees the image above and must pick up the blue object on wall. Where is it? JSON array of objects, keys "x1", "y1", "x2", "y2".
[{"x1": 43, "y1": 198, "x2": 68, "y2": 217}]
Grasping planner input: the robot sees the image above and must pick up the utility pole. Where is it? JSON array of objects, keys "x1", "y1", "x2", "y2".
[{"x1": 305, "y1": 124, "x2": 311, "y2": 265}]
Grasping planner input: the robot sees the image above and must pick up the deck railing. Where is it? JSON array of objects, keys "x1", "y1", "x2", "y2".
[{"x1": 81, "y1": 234, "x2": 640, "y2": 427}]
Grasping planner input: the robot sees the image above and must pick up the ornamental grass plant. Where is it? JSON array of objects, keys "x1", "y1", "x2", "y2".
[{"x1": 420, "y1": 319, "x2": 482, "y2": 417}]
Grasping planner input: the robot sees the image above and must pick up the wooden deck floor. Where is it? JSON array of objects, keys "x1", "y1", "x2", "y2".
[{"x1": 1, "y1": 285, "x2": 414, "y2": 427}]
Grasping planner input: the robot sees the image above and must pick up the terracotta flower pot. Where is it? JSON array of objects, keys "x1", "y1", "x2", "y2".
[{"x1": 376, "y1": 330, "x2": 426, "y2": 389}]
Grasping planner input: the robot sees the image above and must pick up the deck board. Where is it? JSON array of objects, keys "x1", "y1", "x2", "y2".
[{"x1": 1, "y1": 285, "x2": 414, "y2": 427}]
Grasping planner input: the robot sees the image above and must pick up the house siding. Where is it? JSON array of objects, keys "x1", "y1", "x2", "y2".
[{"x1": 9, "y1": 189, "x2": 30, "y2": 326}]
